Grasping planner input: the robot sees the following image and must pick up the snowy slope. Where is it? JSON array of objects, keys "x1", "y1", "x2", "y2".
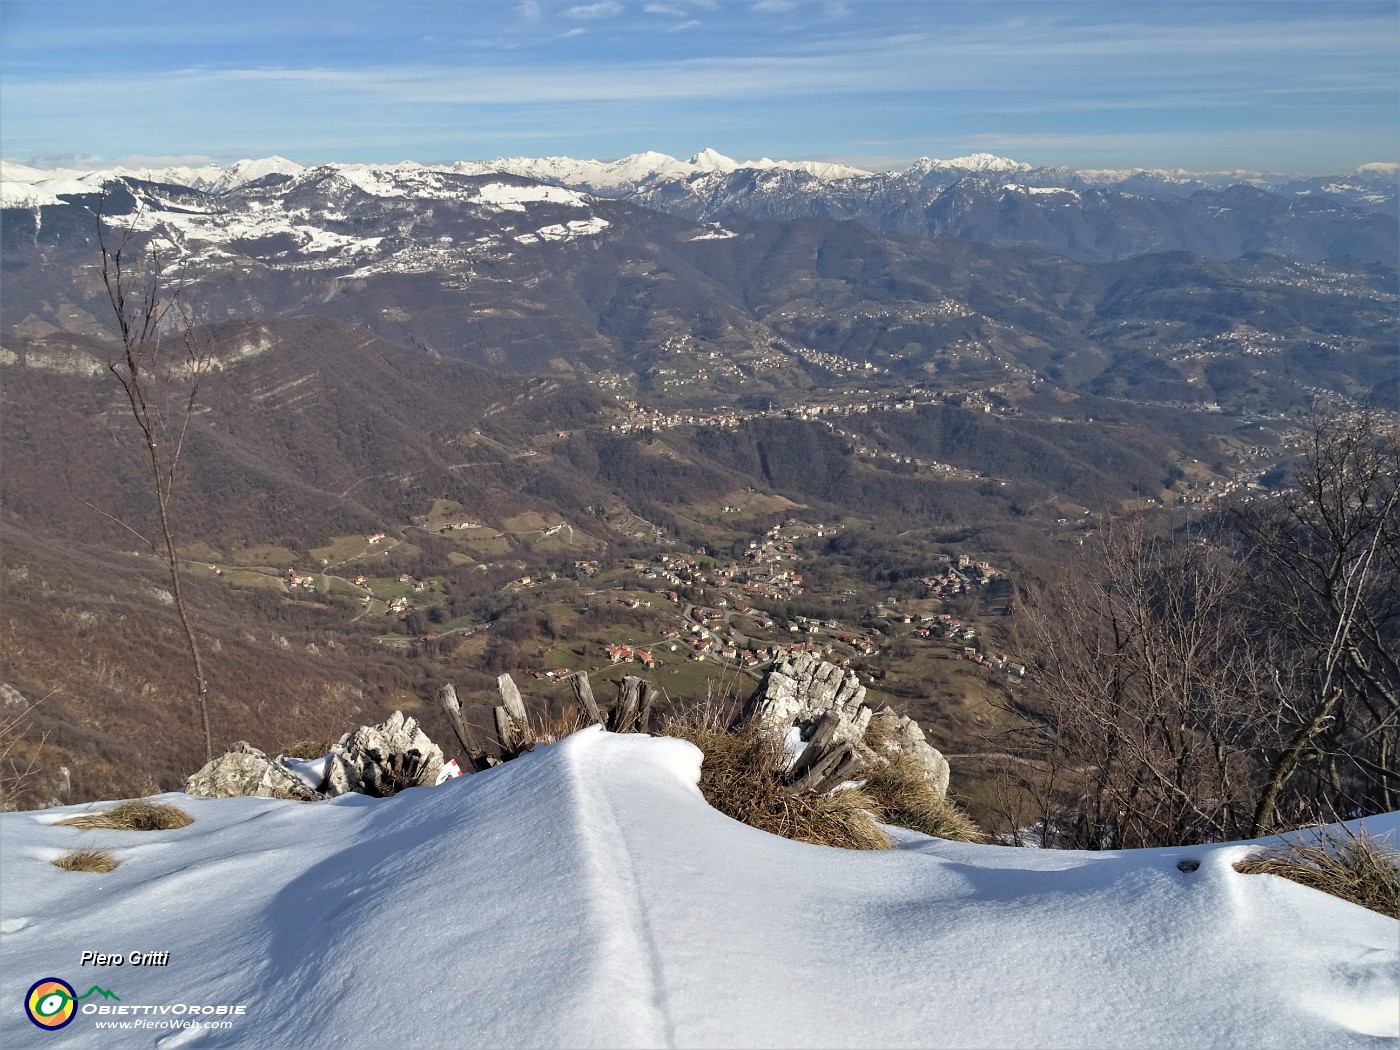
[
  {"x1": 0, "y1": 162, "x2": 110, "y2": 207},
  {"x1": 0, "y1": 163, "x2": 620, "y2": 280},
  {"x1": 1, "y1": 728, "x2": 1396, "y2": 1049},
  {"x1": 445, "y1": 149, "x2": 870, "y2": 193}
]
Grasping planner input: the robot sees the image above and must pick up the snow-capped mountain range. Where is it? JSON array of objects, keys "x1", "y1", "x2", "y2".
[
  {"x1": 5, "y1": 149, "x2": 1395, "y2": 209},
  {"x1": 1, "y1": 149, "x2": 877, "y2": 207},
  {"x1": 2, "y1": 149, "x2": 1395, "y2": 271}
]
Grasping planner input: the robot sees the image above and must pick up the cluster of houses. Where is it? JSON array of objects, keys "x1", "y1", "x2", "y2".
[
  {"x1": 606, "y1": 381, "x2": 1031, "y2": 439},
  {"x1": 910, "y1": 613, "x2": 978, "y2": 643},
  {"x1": 604, "y1": 643, "x2": 655, "y2": 668},
  {"x1": 285, "y1": 569, "x2": 319, "y2": 591},
  {"x1": 647, "y1": 541, "x2": 809, "y2": 603},
  {"x1": 962, "y1": 648, "x2": 1027, "y2": 678},
  {"x1": 921, "y1": 556, "x2": 1002, "y2": 598}
]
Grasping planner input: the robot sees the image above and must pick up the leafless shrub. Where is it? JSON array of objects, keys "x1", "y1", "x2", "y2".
[
  {"x1": 1230, "y1": 406, "x2": 1400, "y2": 832},
  {"x1": 0, "y1": 691, "x2": 53, "y2": 811},
  {"x1": 83, "y1": 196, "x2": 218, "y2": 762},
  {"x1": 1009, "y1": 515, "x2": 1268, "y2": 848}
]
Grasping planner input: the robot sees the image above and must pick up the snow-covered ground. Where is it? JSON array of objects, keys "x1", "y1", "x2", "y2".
[{"x1": 1, "y1": 727, "x2": 1396, "y2": 1048}]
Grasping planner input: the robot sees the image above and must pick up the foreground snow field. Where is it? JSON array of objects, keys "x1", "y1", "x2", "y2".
[{"x1": 1, "y1": 728, "x2": 1396, "y2": 1049}]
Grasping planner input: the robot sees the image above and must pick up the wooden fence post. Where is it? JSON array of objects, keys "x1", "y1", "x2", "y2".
[
  {"x1": 436, "y1": 683, "x2": 487, "y2": 772},
  {"x1": 610, "y1": 675, "x2": 643, "y2": 732},
  {"x1": 572, "y1": 671, "x2": 604, "y2": 726},
  {"x1": 497, "y1": 673, "x2": 528, "y2": 725},
  {"x1": 638, "y1": 681, "x2": 660, "y2": 734},
  {"x1": 494, "y1": 673, "x2": 531, "y2": 754}
]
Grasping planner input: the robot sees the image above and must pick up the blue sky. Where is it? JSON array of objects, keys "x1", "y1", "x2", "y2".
[{"x1": 1, "y1": 0, "x2": 1395, "y2": 173}]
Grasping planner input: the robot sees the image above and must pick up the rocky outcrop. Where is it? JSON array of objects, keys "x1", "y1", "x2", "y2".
[
  {"x1": 185, "y1": 712, "x2": 445, "y2": 800},
  {"x1": 746, "y1": 654, "x2": 951, "y2": 798},
  {"x1": 322, "y1": 711, "x2": 443, "y2": 798},
  {"x1": 864, "y1": 706, "x2": 950, "y2": 798},
  {"x1": 185, "y1": 742, "x2": 322, "y2": 801},
  {"x1": 745, "y1": 651, "x2": 871, "y2": 746}
]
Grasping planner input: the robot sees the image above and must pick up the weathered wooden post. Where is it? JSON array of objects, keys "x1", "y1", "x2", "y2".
[
  {"x1": 571, "y1": 671, "x2": 604, "y2": 726},
  {"x1": 783, "y1": 709, "x2": 864, "y2": 793},
  {"x1": 611, "y1": 675, "x2": 643, "y2": 732},
  {"x1": 494, "y1": 673, "x2": 531, "y2": 754},
  {"x1": 436, "y1": 683, "x2": 488, "y2": 772},
  {"x1": 497, "y1": 673, "x2": 528, "y2": 725},
  {"x1": 638, "y1": 680, "x2": 661, "y2": 735}
]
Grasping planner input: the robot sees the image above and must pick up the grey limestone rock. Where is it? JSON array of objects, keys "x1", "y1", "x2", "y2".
[
  {"x1": 322, "y1": 711, "x2": 443, "y2": 798},
  {"x1": 865, "y1": 705, "x2": 951, "y2": 798},
  {"x1": 184, "y1": 741, "x2": 321, "y2": 801},
  {"x1": 748, "y1": 655, "x2": 951, "y2": 798},
  {"x1": 747, "y1": 651, "x2": 872, "y2": 745}
]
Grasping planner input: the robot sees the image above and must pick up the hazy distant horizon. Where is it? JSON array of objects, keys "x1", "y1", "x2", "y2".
[{"x1": 3, "y1": 148, "x2": 1397, "y2": 181}]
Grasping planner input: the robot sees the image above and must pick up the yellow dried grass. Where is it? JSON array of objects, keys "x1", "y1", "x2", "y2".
[{"x1": 56, "y1": 799, "x2": 193, "y2": 832}]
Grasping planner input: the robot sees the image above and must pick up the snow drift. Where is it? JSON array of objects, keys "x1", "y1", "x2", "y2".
[{"x1": 1, "y1": 728, "x2": 1396, "y2": 1048}]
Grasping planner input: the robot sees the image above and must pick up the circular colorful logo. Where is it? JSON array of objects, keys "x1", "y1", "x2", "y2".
[{"x1": 25, "y1": 978, "x2": 77, "y2": 1030}]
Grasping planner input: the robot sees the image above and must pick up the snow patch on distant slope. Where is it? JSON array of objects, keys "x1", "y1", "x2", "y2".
[
  {"x1": 475, "y1": 182, "x2": 589, "y2": 211},
  {"x1": 1004, "y1": 183, "x2": 1080, "y2": 198},
  {"x1": 533, "y1": 216, "x2": 610, "y2": 241},
  {"x1": 450, "y1": 149, "x2": 868, "y2": 190},
  {"x1": 906, "y1": 153, "x2": 1033, "y2": 178}
]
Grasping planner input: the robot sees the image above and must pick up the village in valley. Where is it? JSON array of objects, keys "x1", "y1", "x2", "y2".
[{"x1": 182, "y1": 502, "x2": 1025, "y2": 722}]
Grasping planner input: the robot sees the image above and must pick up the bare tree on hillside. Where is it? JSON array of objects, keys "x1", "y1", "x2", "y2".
[
  {"x1": 1009, "y1": 516, "x2": 1270, "y2": 848},
  {"x1": 92, "y1": 195, "x2": 216, "y2": 761},
  {"x1": 1231, "y1": 406, "x2": 1400, "y2": 832},
  {"x1": 1004, "y1": 406, "x2": 1399, "y2": 849}
]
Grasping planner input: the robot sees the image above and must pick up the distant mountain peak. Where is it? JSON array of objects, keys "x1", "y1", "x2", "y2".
[
  {"x1": 906, "y1": 153, "x2": 1032, "y2": 177},
  {"x1": 945, "y1": 153, "x2": 1031, "y2": 171},
  {"x1": 689, "y1": 148, "x2": 739, "y2": 172}
]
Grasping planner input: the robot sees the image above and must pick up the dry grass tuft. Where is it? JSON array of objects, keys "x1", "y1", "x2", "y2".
[
  {"x1": 863, "y1": 752, "x2": 984, "y2": 842},
  {"x1": 526, "y1": 705, "x2": 594, "y2": 746},
  {"x1": 862, "y1": 716, "x2": 894, "y2": 754},
  {"x1": 1234, "y1": 826, "x2": 1400, "y2": 919},
  {"x1": 663, "y1": 707, "x2": 889, "y2": 851},
  {"x1": 53, "y1": 848, "x2": 119, "y2": 873},
  {"x1": 276, "y1": 736, "x2": 343, "y2": 760},
  {"x1": 56, "y1": 799, "x2": 193, "y2": 832}
]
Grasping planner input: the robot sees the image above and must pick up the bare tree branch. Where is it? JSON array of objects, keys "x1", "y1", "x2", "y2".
[{"x1": 95, "y1": 189, "x2": 217, "y2": 763}]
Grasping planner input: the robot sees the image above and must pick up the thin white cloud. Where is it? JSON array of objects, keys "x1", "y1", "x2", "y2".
[
  {"x1": 3, "y1": 5, "x2": 1393, "y2": 174},
  {"x1": 8, "y1": 13, "x2": 1393, "y2": 112},
  {"x1": 752, "y1": 0, "x2": 798, "y2": 13},
  {"x1": 565, "y1": 2, "x2": 623, "y2": 18},
  {"x1": 644, "y1": 3, "x2": 688, "y2": 15},
  {"x1": 669, "y1": 19, "x2": 701, "y2": 32},
  {"x1": 561, "y1": 27, "x2": 586, "y2": 38},
  {"x1": 517, "y1": 1, "x2": 544, "y2": 21}
]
